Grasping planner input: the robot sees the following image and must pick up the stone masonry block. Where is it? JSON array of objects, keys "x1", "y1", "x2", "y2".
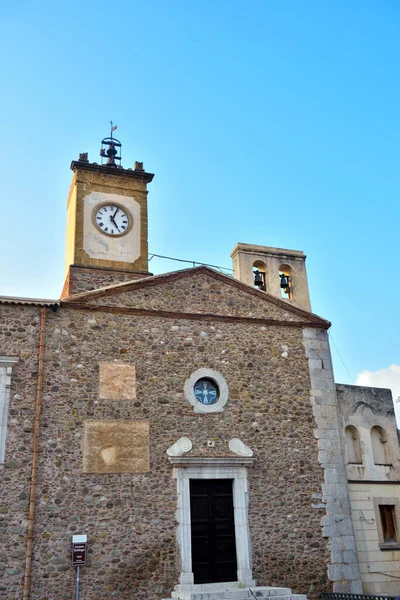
[
  {"x1": 99, "y1": 362, "x2": 136, "y2": 400},
  {"x1": 322, "y1": 524, "x2": 337, "y2": 538},
  {"x1": 318, "y1": 438, "x2": 341, "y2": 451},
  {"x1": 336, "y1": 516, "x2": 353, "y2": 536},
  {"x1": 343, "y1": 549, "x2": 358, "y2": 563},
  {"x1": 328, "y1": 563, "x2": 342, "y2": 581},
  {"x1": 333, "y1": 583, "x2": 350, "y2": 593},
  {"x1": 303, "y1": 328, "x2": 316, "y2": 340},
  {"x1": 319, "y1": 404, "x2": 338, "y2": 418},
  {"x1": 342, "y1": 535, "x2": 356, "y2": 550},
  {"x1": 83, "y1": 420, "x2": 149, "y2": 473},
  {"x1": 322, "y1": 483, "x2": 349, "y2": 498},
  {"x1": 318, "y1": 450, "x2": 342, "y2": 464},
  {"x1": 314, "y1": 427, "x2": 340, "y2": 439},
  {"x1": 320, "y1": 349, "x2": 333, "y2": 365},
  {"x1": 343, "y1": 563, "x2": 360, "y2": 580},
  {"x1": 331, "y1": 549, "x2": 342, "y2": 563},
  {"x1": 324, "y1": 468, "x2": 341, "y2": 483},
  {"x1": 304, "y1": 347, "x2": 320, "y2": 359},
  {"x1": 349, "y1": 580, "x2": 363, "y2": 594},
  {"x1": 316, "y1": 330, "x2": 328, "y2": 341},
  {"x1": 308, "y1": 358, "x2": 323, "y2": 370},
  {"x1": 328, "y1": 536, "x2": 344, "y2": 551}
]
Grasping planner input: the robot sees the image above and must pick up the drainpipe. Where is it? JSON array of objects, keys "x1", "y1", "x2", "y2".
[
  {"x1": 359, "y1": 510, "x2": 372, "y2": 572},
  {"x1": 23, "y1": 307, "x2": 47, "y2": 600}
]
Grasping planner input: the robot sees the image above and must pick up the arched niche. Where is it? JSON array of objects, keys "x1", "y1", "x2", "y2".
[
  {"x1": 344, "y1": 425, "x2": 362, "y2": 464},
  {"x1": 371, "y1": 426, "x2": 391, "y2": 465},
  {"x1": 253, "y1": 260, "x2": 267, "y2": 292},
  {"x1": 279, "y1": 263, "x2": 293, "y2": 300}
]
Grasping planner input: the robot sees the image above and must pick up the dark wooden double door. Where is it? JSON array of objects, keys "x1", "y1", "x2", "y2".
[{"x1": 190, "y1": 479, "x2": 237, "y2": 584}]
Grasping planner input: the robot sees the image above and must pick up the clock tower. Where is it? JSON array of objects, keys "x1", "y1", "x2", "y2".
[{"x1": 61, "y1": 133, "x2": 154, "y2": 298}]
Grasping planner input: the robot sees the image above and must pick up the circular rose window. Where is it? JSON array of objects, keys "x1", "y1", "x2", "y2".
[
  {"x1": 184, "y1": 368, "x2": 229, "y2": 413},
  {"x1": 193, "y1": 378, "x2": 219, "y2": 405}
]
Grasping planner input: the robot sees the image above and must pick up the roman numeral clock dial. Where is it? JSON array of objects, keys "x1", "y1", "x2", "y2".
[{"x1": 93, "y1": 204, "x2": 132, "y2": 236}]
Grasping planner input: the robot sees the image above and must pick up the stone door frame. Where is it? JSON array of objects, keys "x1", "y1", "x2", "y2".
[{"x1": 169, "y1": 456, "x2": 256, "y2": 592}]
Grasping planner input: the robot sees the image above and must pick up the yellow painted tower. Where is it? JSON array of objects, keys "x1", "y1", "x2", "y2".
[{"x1": 62, "y1": 133, "x2": 154, "y2": 297}]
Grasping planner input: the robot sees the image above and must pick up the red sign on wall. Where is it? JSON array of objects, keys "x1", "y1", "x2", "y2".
[{"x1": 72, "y1": 543, "x2": 87, "y2": 566}]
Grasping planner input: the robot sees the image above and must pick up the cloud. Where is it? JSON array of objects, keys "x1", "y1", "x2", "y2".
[
  {"x1": 356, "y1": 364, "x2": 400, "y2": 399},
  {"x1": 356, "y1": 364, "x2": 400, "y2": 423}
]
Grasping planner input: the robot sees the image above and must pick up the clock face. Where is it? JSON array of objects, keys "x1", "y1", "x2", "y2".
[
  {"x1": 93, "y1": 204, "x2": 131, "y2": 236},
  {"x1": 194, "y1": 378, "x2": 219, "y2": 405}
]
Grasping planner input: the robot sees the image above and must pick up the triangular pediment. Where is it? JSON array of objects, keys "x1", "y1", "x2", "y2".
[{"x1": 62, "y1": 266, "x2": 329, "y2": 327}]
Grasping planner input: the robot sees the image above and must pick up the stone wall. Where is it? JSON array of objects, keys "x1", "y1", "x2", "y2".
[
  {"x1": 0, "y1": 304, "x2": 42, "y2": 597},
  {"x1": 336, "y1": 384, "x2": 400, "y2": 481},
  {"x1": 348, "y1": 482, "x2": 400, "y2": 595},
  {"x1": 0, "y1": 298, "x2": 333, "y2": 600},
  {"x1": 336, "y1": 385, "x2": 400, "y2": 594},
  {"x1": 61, "y1": 265, "x2": 151, "y2": 298},
  {"x1": 303, "y1": 329, "x2": 361, "y2": 593},
  {"x1": 67, "y1": 269, "x2": 320, "y2": 324}
]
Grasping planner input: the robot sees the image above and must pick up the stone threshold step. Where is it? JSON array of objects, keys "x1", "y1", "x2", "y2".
[
  {"x1": 166, "y1": 597, "x2": 301, "y2": 600},
  {"x1": 167, "y1": 596, "x2": 305, "y2": 600},
  {"x1": 166, "y1": 587, "x2": 307, "y2": 600}
]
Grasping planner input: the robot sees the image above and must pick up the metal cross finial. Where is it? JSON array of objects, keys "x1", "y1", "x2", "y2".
[
  {"x1": 110, "y1": 121, "x2": 116, "y2": 139},
  {"x1": 100, "y1": 123, "x2": 121, "y2": 166}
]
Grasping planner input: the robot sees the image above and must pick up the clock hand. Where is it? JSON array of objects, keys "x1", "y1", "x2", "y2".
[
  {"x1": 110, "y1": 215, "x2": 121, "y2": 232},
  {"x1": 113, "y1": 207, "x2": 119, "y2": 219}
]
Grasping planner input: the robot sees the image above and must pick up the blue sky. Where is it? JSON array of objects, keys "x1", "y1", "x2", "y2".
[{"x1": 0, "y1": 0, "x2": 399, "y2": 401}]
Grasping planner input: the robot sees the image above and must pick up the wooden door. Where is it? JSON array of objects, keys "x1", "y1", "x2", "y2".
[{"x1": 190, "y1": 479, "x2": 237, "y2": 584}]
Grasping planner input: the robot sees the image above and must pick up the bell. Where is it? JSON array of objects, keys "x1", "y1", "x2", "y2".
[
  {"x1": 254, "y1": 270, "x2": 264, "y2": 287},
  {"x1": 280, "y1": 273, "x2": 289, "y2": 289}
]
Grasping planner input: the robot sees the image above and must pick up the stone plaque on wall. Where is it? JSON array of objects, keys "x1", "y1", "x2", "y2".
[
  {"x1": 83, "y1": 421, "x2": 149, "y2": 473},
  {"x1": 99, "y1": 362, "x2": 136, "y2": 400}
]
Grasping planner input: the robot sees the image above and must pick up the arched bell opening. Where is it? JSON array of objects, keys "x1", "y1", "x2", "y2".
[
  {"x1": 279, "y1": 264, "x2": 293, "y2": 300},
  {"x1": 253, "y1": 260, "x2": 267, "y2": 292}
]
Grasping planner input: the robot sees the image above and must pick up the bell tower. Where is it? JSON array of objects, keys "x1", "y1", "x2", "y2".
[
  {"x1": 231, "y1": 242, "x2": 312, "y2": 312},
  {"x1": 62, "y1": 129, "x2": 154, "y2": 298}
]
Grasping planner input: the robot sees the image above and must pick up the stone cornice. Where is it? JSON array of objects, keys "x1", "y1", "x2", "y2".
[
  {"x1": 70, "y1": 160, "x2": 154, "y2": 183},
  {"x1": 69, "y1": 264, "x2": 152, "y2": 276},
  {"x1": 168, "y1": 456, "x2": 256, "y2": 467},
  {"x1": 0, "y1": 356, "x2": 20, "y2": 366},
  {"x1": 231, "y1": 242, "x2": 306, "y2": 260}
]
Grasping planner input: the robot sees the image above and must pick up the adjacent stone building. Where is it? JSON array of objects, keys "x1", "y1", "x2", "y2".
[
  {"x1": 0, "y1": 138, "x2": 396, "y2": 599},
  {"x1": 336, "y1": 384, "x2": 400, "y2": 595}
]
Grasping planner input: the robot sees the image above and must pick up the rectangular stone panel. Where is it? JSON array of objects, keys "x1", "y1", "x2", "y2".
[
  {"x1": 83, "y1": 421, "x2": 149, "y2": 473},
  {"x1": 99, "y1": 362, "x2": 136, "y2": 400}
]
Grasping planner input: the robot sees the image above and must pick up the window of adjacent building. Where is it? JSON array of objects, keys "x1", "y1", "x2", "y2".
[
  {"x1": 379, "y1": 505, "x2": 398, "y2": 543},
  {"x1": 0, "y1": 357, "x2": 19, "y2": 463},
  {"x1": 344, "y1": 425, "x2": 362, "y2": 464},
  {"x1": 371, "y1": 426, "x2": 391, "y2": 465},
  {"x1": 374, "y1": 498, "x2": 400, "y2": 550}
]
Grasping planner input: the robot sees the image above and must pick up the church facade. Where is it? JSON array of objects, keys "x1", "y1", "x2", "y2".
[{"x1": 0, "y1": 141, "x2": 397, "y2": 599}]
